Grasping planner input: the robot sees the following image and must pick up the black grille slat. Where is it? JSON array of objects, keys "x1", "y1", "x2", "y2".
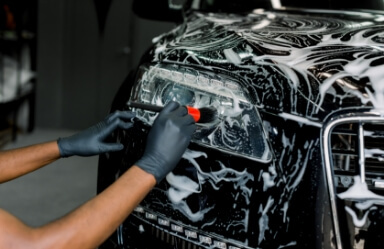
[
  {"x1": 333, "y1": 170, "x2": 356, "y2": 176},
  {"x1": 365, "y1": 149, "x2": 384, "y2": 158},
  {"x1": 332, "y1": 127, "x2": 358, "y2": 136},
  {"x1": 332, "y1": 149, "x2": 357, "y2": 156}
]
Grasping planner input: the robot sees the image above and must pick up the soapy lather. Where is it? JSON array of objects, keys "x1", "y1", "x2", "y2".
[{"x1": 127, "y1": 101, "x2": 218, "y2": 123}]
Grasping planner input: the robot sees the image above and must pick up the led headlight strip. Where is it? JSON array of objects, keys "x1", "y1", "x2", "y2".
[{"x1": 147, "y1": 65, "x2": 249, "y2": 103}]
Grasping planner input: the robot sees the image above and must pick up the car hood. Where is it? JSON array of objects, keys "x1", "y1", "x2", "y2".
[{"x1": 149, "y1": 8, "x2": 384, "y2": 121}]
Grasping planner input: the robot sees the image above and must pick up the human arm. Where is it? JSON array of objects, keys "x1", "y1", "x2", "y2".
[
  {"x1": 0, "y1": 141, "x2": 60, "y2": 183},
  {"x1": 0, "y1": 111, "x2": 135, "y2": 183},
  {"x1": 0, "y1": 101, "x2": 195, "y2": 249},
  {"x1": 0, "y1": 165, "x2": 155, "y2": 249}
]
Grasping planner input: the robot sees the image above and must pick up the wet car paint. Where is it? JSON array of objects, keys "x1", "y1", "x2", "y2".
[
  {"x1": 98, "y1": 8, "x2": 384, "y2": 249},
  {"x1": 151, "y1": 9, "x2": 384, "y2": 115}
]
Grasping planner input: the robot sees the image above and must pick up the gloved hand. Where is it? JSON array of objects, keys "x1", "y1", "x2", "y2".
[
  {"x1": 57, "y1": 110, "x2": 135, "y2": 157},
  {"x1": 135, "y1": 101, "x2": 196, "y2": 183}
]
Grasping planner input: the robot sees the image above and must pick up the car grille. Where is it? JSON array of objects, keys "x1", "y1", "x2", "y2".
[
  {"x1": 322, "y1": 112, "x2": 384, "y2": 249},
  {"x1": 330, "y1": 121, "x2": 384, "y2": 189}
]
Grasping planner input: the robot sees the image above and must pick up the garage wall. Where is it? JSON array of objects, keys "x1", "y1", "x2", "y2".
[{"x1": 36, "y1": 0, "x2": 174, "y2": 129}]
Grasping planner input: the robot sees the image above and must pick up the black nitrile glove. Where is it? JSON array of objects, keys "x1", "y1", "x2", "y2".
[
  {"x1": 135, "y1": 101, "x2": 196, "y2": 183},
  {"x1": 57, "y1": 110, "x2": 135, "y2": 157}
]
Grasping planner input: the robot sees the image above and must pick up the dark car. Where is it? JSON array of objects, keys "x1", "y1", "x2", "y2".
[{"x1": 97, "y1": 1, "x2": 384, "y2": 248}]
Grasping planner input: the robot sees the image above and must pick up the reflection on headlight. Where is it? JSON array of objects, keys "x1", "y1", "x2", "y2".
[
  {"x1": 129, "y1": 64, "x2": 272, "y2": 162},
  {"x1": 161, "y1": 84, "x2": 195, "y2": 105}
]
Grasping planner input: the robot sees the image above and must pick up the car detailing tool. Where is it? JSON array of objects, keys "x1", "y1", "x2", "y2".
[{"x1": 127, "y1": 101, "x2": 218, "y2": 123}]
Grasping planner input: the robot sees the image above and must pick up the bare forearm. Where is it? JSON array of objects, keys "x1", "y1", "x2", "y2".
[
  {"x1": 0, "y1": 141, "x2": 60, "y2": 183},
  {"x1": 0, "y1": 103, "x2": 192, "y2": 248},
  {"x1": 33, "y1": 166, "x2": 156, "y2": 249}
]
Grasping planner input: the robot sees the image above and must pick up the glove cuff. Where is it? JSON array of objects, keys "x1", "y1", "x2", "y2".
[
  {"x1": 135, "y1": 157, "x2": 164, "y2": 184},
  {"x1": 57, "y1": 137, "x2": 70, "y2": 158}
]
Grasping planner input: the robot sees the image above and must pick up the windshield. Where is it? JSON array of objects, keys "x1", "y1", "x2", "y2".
[{"x1": 194, "y1": 0, "x2": 384, "y2": 12}]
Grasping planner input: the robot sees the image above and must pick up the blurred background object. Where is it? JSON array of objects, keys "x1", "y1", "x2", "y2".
[{"x1": 0, "y1": 0, "x2": 37, "y2": 144}]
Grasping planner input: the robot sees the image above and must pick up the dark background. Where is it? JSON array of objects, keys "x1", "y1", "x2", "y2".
[
  {"x1": 1, "y1": 0, "x2": 173, "y2": 130},
  {"x1": 36, "y1": 0, "x2": 173, "y2": 130}
]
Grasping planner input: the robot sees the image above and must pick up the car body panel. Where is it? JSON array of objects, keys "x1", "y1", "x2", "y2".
[
  {"x1": 98, "y1": 7, "x2": 384, "y2": 249},
  {"x1": 151, "y1": 9, "x2": 384, "y2": 118}
]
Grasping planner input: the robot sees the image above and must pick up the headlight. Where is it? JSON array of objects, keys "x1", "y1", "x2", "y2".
[{"x1": 129, "y1": 64, "x2": 272, "y2": 162}]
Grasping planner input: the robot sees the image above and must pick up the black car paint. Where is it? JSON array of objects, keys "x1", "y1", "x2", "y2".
[{"x1": 98, "y1": 7, "x2": 384, "y2": 249}]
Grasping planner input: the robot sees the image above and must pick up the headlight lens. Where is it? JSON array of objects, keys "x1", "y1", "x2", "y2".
[{"x1": 129, "y1": 64, "x2": 272, "y2": 162}]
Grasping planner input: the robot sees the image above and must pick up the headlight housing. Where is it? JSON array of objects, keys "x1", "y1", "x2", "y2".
[{"x1": 129, "y1": 63, "x2": 272, "y2": 162}]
